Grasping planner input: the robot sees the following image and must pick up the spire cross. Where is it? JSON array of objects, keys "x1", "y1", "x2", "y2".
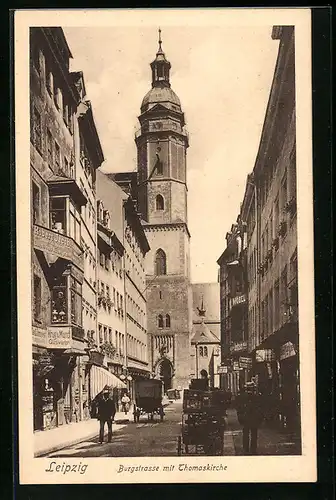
[{"x1": 158, "y1": 27, "x2": 162, "y2": 50}]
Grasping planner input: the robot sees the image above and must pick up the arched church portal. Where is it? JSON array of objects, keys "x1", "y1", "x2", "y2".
[{"x1": 157, "y1": 358, "x2": 173, "y2": 393}]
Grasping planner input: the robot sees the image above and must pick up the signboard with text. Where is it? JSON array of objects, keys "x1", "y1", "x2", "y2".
[
  {"x1": 280, "y1": 342, "x2": 296, "y2": 360},
  {"x1": 217, "y1": 365, "x2": 228, "y2": 374},
  {"x1": 230, "y1": 294, "x2": 246, "y2": 309},
  {"x1": 47, "y1": 326, "x2": 72, "y2": 349},
  {"x1": 230, "y1": 341, "x2": 248, "y2": 353},
  {"x1": 239, "y1": 356, "x2": 252, "y2": 369}
]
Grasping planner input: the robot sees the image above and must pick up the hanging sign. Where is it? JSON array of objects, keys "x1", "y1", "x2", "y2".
[
  {"x1": 280, "y1": 342, "x2": 296, "y2": 360},
  {"x1": 239, "y1": 356, "x2": 252, "y2": 369},
  {"x1": 217, "y1": 365, "x2": 228, "y2": 374}
]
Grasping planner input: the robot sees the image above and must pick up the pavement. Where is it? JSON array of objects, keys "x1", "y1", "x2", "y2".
[
  {"x1": 35, "y1": 400, "x2": 301, "y2": 457},
  {"x1": 224, "y1": 407, "x2": 302, "y2": 456},
  {"x1": 34, "y1": 400, "x2": 172, "y2": 457}
]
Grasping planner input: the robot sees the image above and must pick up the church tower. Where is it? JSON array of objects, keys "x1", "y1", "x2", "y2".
[{"x1": 135, "y1": 30, "x2": 192, "y2": 390}]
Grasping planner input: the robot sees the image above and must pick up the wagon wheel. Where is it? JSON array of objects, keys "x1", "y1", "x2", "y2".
[{"x1": 177, "y1": 436, "x2": 182, "y2": 456}]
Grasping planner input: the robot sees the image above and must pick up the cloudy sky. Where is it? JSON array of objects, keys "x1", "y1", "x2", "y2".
[{"x1": 63, "y1": 25, "x2": 279, "y2": 284}]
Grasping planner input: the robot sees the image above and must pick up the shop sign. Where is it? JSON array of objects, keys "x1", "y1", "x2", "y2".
[
  {"x1": 217, "y1": 365, "x2": 228, "y2": 374},
  {"x1": 239, "y1": 356, "x2": 252, "y2": 369},
  {"x1": 230, "y1": 341, "x2": 247, "y2": 353},
  {"x1": 255, "y1": 349, "x2": 274, "y2": 363},
  {"x1": 233, "y1": 361, "x2": 242, "y2": 371},
  {"x1": 280, "y1": 342, "x2": 296, "y2": 360},
  {"x1": 47, "y1": 326, "x2": 72, "y2": 349},
  {"x1": 230, "y1": 294, "x2": 246, "y2": 309}
]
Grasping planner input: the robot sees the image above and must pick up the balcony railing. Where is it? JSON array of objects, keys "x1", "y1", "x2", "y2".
[{"x1": 33, "y1": 224, "x2": 84, "y2": 272}]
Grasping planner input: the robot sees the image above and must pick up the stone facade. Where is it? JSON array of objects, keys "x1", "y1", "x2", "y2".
[{"x1": 135, "y1": 35, "x2": 192, "y2": 390}]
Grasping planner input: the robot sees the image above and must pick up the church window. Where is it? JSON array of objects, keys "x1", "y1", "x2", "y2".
[
  {"x1": 158, "y1": 314, "x2": 163, "y2": 328},
  {"x1": 204, "y1": 346, "x2": 208, "y2": 357},
  {"x1": 165, "y1": 314, "x2": 171, "y2": 328},
  {"x1": 156, "y1": 194, "x2": 164, "y2": 211},
  {"x1": 155, "y1": 249, "x2": 167, "y2": 275},
  {"x1": 199, "y1": 346, "x2": 204, "y2": 357}
]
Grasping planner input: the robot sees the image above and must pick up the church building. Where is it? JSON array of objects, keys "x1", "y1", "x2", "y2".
[{"x1": 135, "y1": 30, "x2": 193, "y2": 391}]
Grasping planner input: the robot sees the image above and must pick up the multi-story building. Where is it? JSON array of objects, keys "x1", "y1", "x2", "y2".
[
  {"x1": 30, "y1": 28, "x2": 103, "y2": 430},
  {"x1": 123, "y1": 195, "x2": 151, "y2": 395},
  {"x1": 97, "y1": 170, "x2": 151, "y2": 399},
  {"x1": 135, "y1": 31, "x2": 193, "y2": 391},
  {"x1": 240, "y1": 25, "x2": 299, "y2": 434},
  {"x1": 96, "y1": 170, "x2": 128, "y2": 382},
  {"x1": 217, "y1": 219, "x2": 249, "y2": 395}
]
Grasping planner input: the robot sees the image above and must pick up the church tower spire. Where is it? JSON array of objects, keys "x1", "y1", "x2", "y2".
[
  {"x1": 136, "y1": 29, "x2": 192, "y2": 391},
  {"x1": 150, "y1": 28, "x2": 171, "y2": 88}
]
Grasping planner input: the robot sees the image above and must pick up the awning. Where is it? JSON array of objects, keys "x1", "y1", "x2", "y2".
[{"x1": 90, "y1": 365, "x2": 127, "y2": 399}]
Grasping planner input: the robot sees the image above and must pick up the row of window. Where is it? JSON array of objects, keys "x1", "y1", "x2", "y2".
[
  {"x1": 98, "y1": 281, "x2": 124, "y2": 314},
  {"x1": 46, "y1": 127, "x2": 74, "y2": 178},
  {"x1": 127, "y1": 333, "x2": 147, "y2": 362},
  {"x1": 31, "y1": 44, "x2": 74, "y2": 134},
  {"x1": 126, "y1": 293, "x2": 146, "y2": 330},
  {"x1": 98, "y1": 324, "x2": 124, "y2": 356},
  {"x1": 249, "y1": 254, "x2": 298, "y2": 342},
  {"x1": 99, "y1": 249, "x2": 123, "y2": 279},
  {"x1": 158, "y1": 314, "x2": 171, "y2": 329}
]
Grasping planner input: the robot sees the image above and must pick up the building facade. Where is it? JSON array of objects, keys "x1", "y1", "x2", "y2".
[
  {"x1": 191, "y1": 284, "x2": 221, "y2": 385},
  {"x1": 240, "y1": 26, "x2": 299, "y2": 434},
  {"x1": 30, "y1": 28, "x2": 104, "y2": 430},
  {"x1": 135, "y1": 32, "x2": 193, "y2": 391},
  {"x1": 217, "y1": 220, "x2": 249, "y2": 395}
]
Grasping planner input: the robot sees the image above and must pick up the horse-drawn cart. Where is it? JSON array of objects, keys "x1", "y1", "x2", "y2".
[
  {"x1": 133, "y1": 379, "x2": 165, "y2": 422},
  {"x1": 177, "y1": 388, "x2": 230, "y2": 456}
]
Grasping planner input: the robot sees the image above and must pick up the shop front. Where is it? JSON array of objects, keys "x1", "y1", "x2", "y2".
[{"x1": 278, "y1": 341, "x2": 300, "y2": 433}]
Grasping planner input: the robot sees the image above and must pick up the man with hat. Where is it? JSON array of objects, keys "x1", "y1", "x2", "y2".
[
  {"x1": 235, "y1": 381, "x2": 265, "y2": 455},
  {"x1": 97, "y1": 387, "x2": 116, "y2": 444}
]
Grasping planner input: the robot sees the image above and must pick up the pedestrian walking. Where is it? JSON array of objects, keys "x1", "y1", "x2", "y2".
[
  {"x1": 236, "y1": 381, "x2": 264, "y2": 455},
  {"x1": 121, "y1": 393, "x2": 131, "y2": 415},
  {"x1": 96, "y1": 388, "x2": 116, "y2": 444}
]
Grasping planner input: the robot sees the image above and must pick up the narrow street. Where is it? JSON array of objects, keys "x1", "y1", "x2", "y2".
[
  {"x1": 47, "y1": 401, "x2": 183, "y2": 458},
  {"x1": 44, "y1": 400, "x2": 300, "y2": 458}
]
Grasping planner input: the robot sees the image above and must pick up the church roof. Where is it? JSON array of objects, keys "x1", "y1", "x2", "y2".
[
  {"x1": 191, "y1": 320, "x2": 220, "y2": 345},
  {"x1": 141, "y1": 86, "x2": 181, "y2": 112}
]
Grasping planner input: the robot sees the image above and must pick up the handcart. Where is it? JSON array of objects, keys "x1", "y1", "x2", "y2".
[
  {"x1": 133, "y1": 379, "x2": 165, "y2": 422},
  {"x1": 177, "y1": 386, "x2": 230, "y2": 456}
]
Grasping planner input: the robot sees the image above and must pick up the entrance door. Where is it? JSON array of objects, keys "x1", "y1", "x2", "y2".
[{"x1": 159, "y1": 358, "x2": 173, "y2": 393}]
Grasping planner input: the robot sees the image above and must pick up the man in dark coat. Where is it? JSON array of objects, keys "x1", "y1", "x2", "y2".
[
  {"x1": 97, "y1": 388, "x2": 116, "y2": 444},
  {"x1": 236, "y1": 382, "x2": 265, "y2": 455}
]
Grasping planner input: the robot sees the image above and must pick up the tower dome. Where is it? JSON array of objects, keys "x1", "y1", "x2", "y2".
[{"x1": 140, "y1": 29, "x2": 182, "y2": 114}]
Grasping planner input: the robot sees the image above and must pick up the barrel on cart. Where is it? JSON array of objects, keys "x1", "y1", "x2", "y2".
[
  {"x1": 133, "y1": 379, "x2": 165, "y2": 422},
  {"x1": 177, "y1": 385, "x2": 230, "y2": 456}
]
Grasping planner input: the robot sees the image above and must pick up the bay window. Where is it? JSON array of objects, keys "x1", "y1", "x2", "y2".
[
  {"x1": 50, "y1": 196, "x2": 81, "y2": 245},
  {"x1": 70, "y1": 277, "x2": 82, "y2": 326},
  {"x1": 51, "y1": 276, "x2": 67, "y2": 324},
  {"x1": 69, "y1": 201, "x2": 81, "y2": 245},
  {"x1": 50, "y1": 197, "x2": 66, "y2": 234}
]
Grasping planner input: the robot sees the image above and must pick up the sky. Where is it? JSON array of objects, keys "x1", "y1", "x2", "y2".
[{"x1": 63, "y1": 25, "x2": 279, "y2": 284}]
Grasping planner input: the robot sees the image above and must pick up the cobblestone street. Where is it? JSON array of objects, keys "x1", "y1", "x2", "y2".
[{"x1": 42, "y1": 401, "x2": 301, "y2": 458}]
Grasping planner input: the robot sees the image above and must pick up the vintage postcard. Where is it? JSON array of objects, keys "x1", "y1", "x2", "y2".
[{"x1": 15, "y1": 8, "x2": 316, "y2": 484}]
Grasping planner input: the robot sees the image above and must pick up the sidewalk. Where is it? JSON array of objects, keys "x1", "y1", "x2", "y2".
[
  {"x1": 34, "y1": 406, "x2": 134, "y2": 457},
  {"x1": 34, "y1": 401, "x2": 172, "y2": 457},
  {"x1": 224, "y1": 408, "x2": 301, "y2": 456}
]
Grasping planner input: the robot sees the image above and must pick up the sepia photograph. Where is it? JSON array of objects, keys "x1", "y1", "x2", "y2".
[{"x1": 15, "y1": 8, "x2": 316, "y2": 484}]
